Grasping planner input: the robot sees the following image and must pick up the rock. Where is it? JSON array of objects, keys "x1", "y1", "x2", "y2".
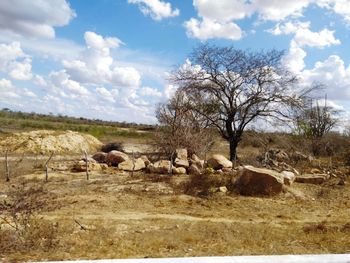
[
  {"x1": 140, "y1": 155, "x2": 151, "y2": 166},
  {"x1": 188, "y1": 164, "x2": 201, "y2": 175},
  {"x1": 174, "y1": 158, "x2": 189, "y2": 168},
  {"x1": 207, "y1": 154, "x2": 232, "y2": 170},
  {"x1": 281, "y1": 171, "x2": 296, "y2": 186},
  {"x1": 72, "y1": 161, "x2": 108, "y2": 172},
  {"x1": 190, "y1": 154, "x2": 205, "y2": 169},
  {"x1": 92, "y1": 152, "x2": 107, "y2": 163},
  {"x1": 106, "y1": 150, "x2": 129, "y2": 166},
  {"x1": 148, "y1": 160, "x2": 171, "y2": 174},
  {"x1": 295, "y1": 174, "x2": 327, "y2": 184},
  {"x1": 291, "y1": 151, "x2": 310, "y2": 162},
  {"x1": 236, "y1": 165, "x2": 284, "y2": 196},
  {"x1": 219, "y1": 186, "x2": 228, "y2": 193},
  {"x1": 275, "y1": 150, "x2": 289, "y2": 162},
  {"x1": 118, "y1": 158, "x2": 146, "y2": 171},
  {"x1": 176, "y1": 148, "x2": 188, "y2": 160},
  {"x1": 172, "y1": 167, "x2": 187, "y2": 175}
]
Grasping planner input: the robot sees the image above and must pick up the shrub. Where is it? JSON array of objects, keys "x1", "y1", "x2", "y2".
[{"x1": 101, "y1": 142, "x2": 124, "y2": 153}]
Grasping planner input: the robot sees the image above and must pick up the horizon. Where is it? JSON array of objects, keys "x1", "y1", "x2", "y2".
[{"x1": 1, "y1": 0, "x2": 350, "y2": 125}]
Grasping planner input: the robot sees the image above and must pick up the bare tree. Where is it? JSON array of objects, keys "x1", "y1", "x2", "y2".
[
  {"x1": 293, "y1": 93, "x2": 341, "y2": 156},
  {"x1": 170, "y1": 44, "x2": 307, "y2": 161},
  {"x1": 156, "y1": 89, "x2": 214, "y2": 157},
  {"x1": 294, "y1": 94, "x2": 340, "y2": 139}
]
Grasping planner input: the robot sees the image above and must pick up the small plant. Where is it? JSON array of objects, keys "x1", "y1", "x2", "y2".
[{"x1": 0, "y1": 184, "x2": 59, "y2": 255}]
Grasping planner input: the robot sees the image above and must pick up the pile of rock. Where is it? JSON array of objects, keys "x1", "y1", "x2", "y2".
[{"x1": 73, "y1": 148, "x2": 236, "y2": 176}]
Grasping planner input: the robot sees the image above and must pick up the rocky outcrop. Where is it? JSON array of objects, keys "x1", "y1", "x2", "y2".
[
  {"x1": 207, "y1": 154, "x2": 232, "y2": 170},
  {"x1": 236, "y1": 166, "x2": 284, "y2": 196},
  {"x1": 118, "y1": 158, "x2": 146, "y2": 171},
  {"x1": 106, "y1": 150, "x2": 129, "y2": 166}
]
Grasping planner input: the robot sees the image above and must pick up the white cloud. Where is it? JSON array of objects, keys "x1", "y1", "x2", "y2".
[
  {"x1": 49, "y1": 70, "x2": 90, "y2": 98},
  {"x1": 301, "y1": 55, "x2": 350, "y2": 98},
  {"x1": 96, "y1": 87, "x2": 116, "y2": 103},
  {"x1": 269, "y1": 21, "x2": 340, "y2": 48},
  {"x1": 164, "y1": 84, "x2": 177, "y2": 99},
  {"x1": 0, "y1": 41, "x2": 33, "y2": 80},
  {"x1": 139, "y1": 86, "x2": 162, "y2": 97},
  {"x1": 128, "y1": 0, "x2": 179, "y2": 21},
  {"x1": 282, "y1": 41, "x2": 307, "y2": 73},
  {"x1": 193, "y1": 0, "x2": 252, "y2": 22},
  {"x1": 252, "y1": 0, "x2": 310, "y2": 21},
  {"x1": 0, "y1": 0, "x2": 76, "y2": 38},
  {"x1": 63, "y1": 31, "x2": 141, "y2": 88},
  {"x1": 0, "y1": 78, "x2": 37, "y2": 100},
  {"x1": 8, "y1": 57, "x2": 32, "y2": 80},
  {"x1": 184, "y1": 18, "x2": 243, "y2": 40}
]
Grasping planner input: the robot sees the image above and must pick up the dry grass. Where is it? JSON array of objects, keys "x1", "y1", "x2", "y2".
[{"x1": 1, "y1": 163, "x2": 349, "y2": 261}]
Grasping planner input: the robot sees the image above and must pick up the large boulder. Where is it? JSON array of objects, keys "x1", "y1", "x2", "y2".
[
  {"x1": 174, "y1": 148, "x2": 189, "y2": 168},
  {"x1": 236, "y1": 166, "x2": 284, "y2": 196},
  {"x1": 295, "y1": 174, "x2": 327, "y2": 184},
  {"x1": 118, "y1": 158, "x2": 146, "y2": 171},
  {"x1": 106, "y1": 150, "x2": 129, "y2": 166},
  {"x1": 174, "y1": 158, "x2": 189, "y2": 168},
  {"x1": 92, "y1": 152, "x2": 107, "y2": 163},
  {"x1": 140, "y1": 155, "x2": 151, "y2": 166},
  {"x1": 207, "y1": 154, "x2": 232, "y2": 170},
  {"x1": 148, "y1": 160, "x2": 171, "y2": 174},
  {"x1": 176, "y1": 148, "x2": 188, "y2": 160}
]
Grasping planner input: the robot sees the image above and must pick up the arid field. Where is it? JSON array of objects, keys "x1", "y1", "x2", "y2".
[{"x1": 1, "y1": 139, "x2": 350, "y2": 261}]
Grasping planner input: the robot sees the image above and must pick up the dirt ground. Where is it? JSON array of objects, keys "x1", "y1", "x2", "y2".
[{"x1": 1, "y1": 158, "x2": 350, "y2": 261}]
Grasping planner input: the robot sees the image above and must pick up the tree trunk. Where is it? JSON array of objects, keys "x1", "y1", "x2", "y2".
[{"x1": 229, "y1": 139, "x2": 239, "y2": 162}]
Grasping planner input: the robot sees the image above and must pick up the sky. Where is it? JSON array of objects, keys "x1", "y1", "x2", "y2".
[{"x1": 1, "y1": 0, "x2": 350, "y2": 125}]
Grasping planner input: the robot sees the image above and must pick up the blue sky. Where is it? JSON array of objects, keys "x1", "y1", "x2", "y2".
[{"x1": 0, "y1": 0, "x2": 350, "y2": 124}]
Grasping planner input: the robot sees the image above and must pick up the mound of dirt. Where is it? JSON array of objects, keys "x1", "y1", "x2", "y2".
[{"x1": 0, "y1": 130, "x2": 102, "y2": 154}]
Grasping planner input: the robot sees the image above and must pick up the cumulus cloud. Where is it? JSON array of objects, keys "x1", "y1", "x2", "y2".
[
  {"x1": 49, "y1": 70, "x2": 90, "y2": 98},
  {"x1": 300, "y1": 55, "x2": 350, "y2": 99},
  {"x1": 185, "y1": 0, "x2": 350, "y2": 41},
  {"x1": 0, "y1": 41, "x2": 33, "y2": 80},
  {"x1": 274, "y1": 21, "x2": 340, "y2": 74},
  {"x1": 193, "y1": 0, "x2": 252, "y2": 22},
  {"x1": 0, "y1": 78, "x2": 37, "y2": 100},
  {"x1": 269, "y1": 21, "x2": 340, "y2": 48},
  {"x1": 139, "y1": 86, "x2": 162, "y2": 97},
  {"x1": 62, "y1": 31, "x2": 141, "y2": 89},
  {"x1": 282, "y1": 41, "x2": 307, "y2": 73},
  {"x1": 0, "y1": 0, "x2": 76, "y2": 38},
  {"x1": 185, "y1": 18, "x2": 243, "y2": 40},
  {"x1": 128, "y1": 0, "x2": 179, "y2": 20}
]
